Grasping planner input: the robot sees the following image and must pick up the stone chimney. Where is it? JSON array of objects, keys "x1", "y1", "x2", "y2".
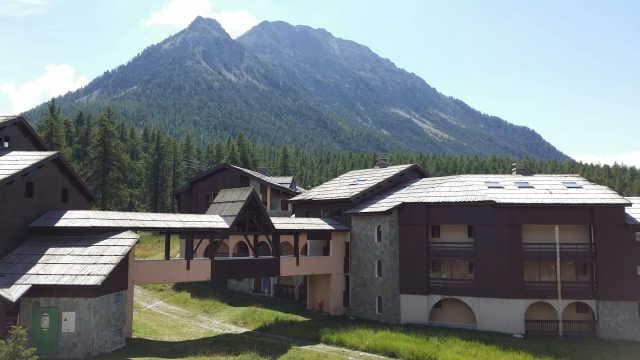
[
  {"x1": 511, "y1": 162, "x2": 533, "y2": 176},
  {"x1": 373, "y1": 154, "x2": 390, "y2": 168}
]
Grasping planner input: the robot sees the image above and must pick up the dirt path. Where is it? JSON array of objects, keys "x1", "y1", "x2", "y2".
[{"x1": 134, "y1": 286, "x2": 389, "y2": 359}]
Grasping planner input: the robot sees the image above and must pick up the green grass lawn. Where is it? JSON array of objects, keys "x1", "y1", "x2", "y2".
[
  {"x1": 134, "y1": 232, "x2": 181, "y2": 259},
  {"x1": 122, "y1": 283, "x2": 640, "y2": 360}
]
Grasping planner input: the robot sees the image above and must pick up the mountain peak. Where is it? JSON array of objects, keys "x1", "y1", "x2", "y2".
[{"x1": 185, "y1": 16, "x2": 230, "y2": 39}]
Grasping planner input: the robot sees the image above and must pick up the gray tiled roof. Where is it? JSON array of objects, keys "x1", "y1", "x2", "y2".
[
  {"x1": 626, "y1": 197, "x2": 640, "y2": 225},
  {"x1": 0, "y1": 151, "x2": 57, "y2": 182},
  {"x1": 31, "y1": 210, "x2": 229, "y2": 230},
  {"x1": 270, "y1": 217, "x2": 349, "y2": 231},
  {"x1": 349, "y1": 174, "x2": 630, "y2": 213},
  {"x1": 0, "y1": 231, "x2": 138, "y2": 302},
  {"x1": 291, "y1": 164, "x2": 417, "y2": 201},
  {"x1": 206, "y1": 187, "x2": 254, "y2": 225}
]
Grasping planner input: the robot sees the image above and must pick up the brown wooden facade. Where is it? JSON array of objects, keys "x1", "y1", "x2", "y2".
[{"x1": 393, "y1": 204, "x2": 640, "y2": 302}]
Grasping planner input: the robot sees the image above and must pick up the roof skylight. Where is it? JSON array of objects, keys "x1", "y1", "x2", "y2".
[
  {"x1": 485, "y1": 181, "x2": 504, "y2": 189},
  {"x1": 514, "y1": 181, "x2": 534, "y2": 189},
  {"x1": 562, "y1": 181, "x2": 582, "y2": 189}
]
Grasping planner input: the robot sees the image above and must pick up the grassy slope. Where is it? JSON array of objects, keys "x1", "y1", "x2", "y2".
[
  {"x1": 134, "y1": 232, "x2": 181, "y2": 259},
  {"x1": 119, "y1": 283, "x2": 640, "y2": 360}
]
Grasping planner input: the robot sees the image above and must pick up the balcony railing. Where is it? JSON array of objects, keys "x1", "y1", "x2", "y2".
[
  {"x1": 525, "y1": 320, "x2": 559, "y2": 335},
  {"x1": 563, "y1": 320, "x2": 595, "y2": 336},
  {"x1": 429, "y1": 278, "x2": 473, "y2": 294},
  {"x1": 430, "y1": 242, "x2": 474, "y2": 257},
  {"x1": 524, "y1": 280, "x2": 595, "y2": 298},
  {"x1": 522, "y1": 242, "x2": 593, "y2": 253}
]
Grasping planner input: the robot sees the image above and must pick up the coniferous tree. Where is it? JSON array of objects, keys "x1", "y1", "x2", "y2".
[{"x1": 87, "y1": 108, "x2": 128, "y2": 210}]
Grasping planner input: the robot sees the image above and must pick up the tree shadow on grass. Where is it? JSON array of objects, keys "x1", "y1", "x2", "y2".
[
  {"x1": 253, "y1": 318, "x2": 640, "y2": 360},
  {"x1": 97, "y1": 331, "x2": 295, "y2": 360},
  {"x1": 173, "y1": 282, "x2": 312, "y2": 317}
]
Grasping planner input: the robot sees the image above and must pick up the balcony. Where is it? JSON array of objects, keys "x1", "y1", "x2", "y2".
[
  {"x1": 280, "y1": 255, "x2": 341, "y2": 276},
  {"x1": 429, "y1": 278, "x2": 474, "y2": 295},
  {"x1": 430, "y1": 241, "x2": 474, "y2": 257},
  {"x1": 522, "y1": 243, "x2": 594, "y2": 263},
  {"x1": 523, "y1": 281, "x2": 595, "y2": 298}
]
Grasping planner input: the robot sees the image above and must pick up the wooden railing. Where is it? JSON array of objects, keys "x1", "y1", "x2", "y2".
[
  {"x1": 274, "y1": 284, "x2": 296, "y2": 300},
  {"x1": 430, "y1": 242, "x2": 474, "y2": 256},
  {"x1": 429, "y1": 278, "x2": 473, "y2": 288},
  {"x1": 522, "y1": 242, "x2": 593, "y2": 253},
  {"x1": 524, "y1": 280, "x2": 595, "y2": 298},
  {"x1": 525, "y1": 320, "x2": 559, "y2": 335},
  {"x1": 563, "y1": 320, "x2": 595, "y2": 336}
]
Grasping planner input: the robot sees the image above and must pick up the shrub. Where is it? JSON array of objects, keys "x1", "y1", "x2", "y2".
[{"x1": 0, "y1": 326, "x2": 38, "y2": 360}]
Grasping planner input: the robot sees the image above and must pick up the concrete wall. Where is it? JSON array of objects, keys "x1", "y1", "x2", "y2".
[
  {"x1": 598, "y1": 300, "x2": 640, "y2": 341},
  {"x1": 349, "y1": 211, "x2": 401, "y2": 323},
  {"x1": 400, "y1": 294, "x2": 597, "y2": 335},
  {"x1": 20, "y1": 291, "x2": 127, "y2": 359},
  {"x1": 307, "y1": 274, "x2": 344, "y2": 315}
]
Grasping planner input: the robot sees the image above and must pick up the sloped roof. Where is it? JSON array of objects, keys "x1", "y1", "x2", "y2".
[
  {"x1": 0, "y1": 151, "x2": 57, "y2": 181},
  {"x1": 31, "y1": 210, "x2": 229, "y2": 230},
  {"x1": 0, "y1": 231, "x2": 138, "y2": 302},
  {"x1": 177, "y1": 163, "x2": 302, "y2": 195},
  {"x1": 206, "y1": 187, "x2": 254, "y2": 225},
  {"x1": 626, "y1": 197, "x2": 640, "y2": 225},
  {"x1": 0, "y1": 115, "x2": 48, "y2": 150},
  {"x1": 291, "y1": 164, "x2": 422, "y2": 202},
  {"x1": 270, "y1": 216, "x2": 349, "y2": 231},
  {"x1": 349, "y1": 174, "x2": 630, "y2": 214}
]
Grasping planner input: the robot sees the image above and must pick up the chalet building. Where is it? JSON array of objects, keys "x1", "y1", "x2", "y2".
[
  {"x1": 176, "y1": 163, "x2": 304, "y2": 216},
  {"x1": 302, "y1": 170, "x2": 640, "y2": 341}
]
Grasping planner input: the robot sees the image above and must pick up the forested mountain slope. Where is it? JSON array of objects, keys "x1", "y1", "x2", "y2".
[{"x1": 28, "y1": 17, "x2": 567, "y2": 160}]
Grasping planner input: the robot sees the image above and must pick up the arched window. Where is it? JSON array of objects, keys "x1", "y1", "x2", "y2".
[
  {"x1": 376, "y1": 225, "x2": 382, "y2": 243},
  {"x1": 233, "y1": 242, "x2": 250, "y2": 257},
  {"x1": 257, "y1": 241, "x2": 271, "y2": 256},
  {"x1": 280, "y1": 241, "x2": 294, "y2": 256}
]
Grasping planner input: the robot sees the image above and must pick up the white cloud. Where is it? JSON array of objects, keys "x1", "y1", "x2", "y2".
[
  {"x1": 0, "y1": 0, "x2": 48, "y2": 17},
  {"x1": 144, "y1": 0, "x2": 258, "y2": 38},
  {"x1": 573, "y1": 151, "x2": 640, "y2": 168},
  {"x1": 0, "y1": 64, "x2": 88, "y2": 114}
]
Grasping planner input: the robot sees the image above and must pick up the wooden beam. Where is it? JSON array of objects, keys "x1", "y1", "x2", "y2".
[
  {"x1": 272, "y1": 232, "x2": 280, "y2": 258},
  {"x1": 186, "y1": 235, "x2": 194, "y2": 270},
  {"x1": 294, "y1": 232, "x2": 300, "y2": 266},
  {"x1": 164, "y1": 232, "x2": 171, "y2": 260},
  {"x1": 242, "y1": 234, "x2": 256, "y2": 254},
  {"x1": 253, "y1": 233, "x2": 259, "y2": 258}
]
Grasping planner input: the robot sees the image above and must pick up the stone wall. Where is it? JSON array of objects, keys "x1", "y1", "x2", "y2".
[
  {"x1": 349, "y1": 211, "x2": 401, "y2": 323},
  {"x1": 598, "y1": 300, "x2": 640, "y2": 341},
  {"x1": 20, "y1": 291, "x2": 126, "y2": 359}
]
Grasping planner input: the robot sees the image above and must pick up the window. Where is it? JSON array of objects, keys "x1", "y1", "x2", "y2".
[
  {"x1": 207, "y1": 191, "x2": 218, "y2": 205},
  {"x1": 514, "y1": 181, "x2": 534, "y2": 189},
  {"x1": 431, "y1": 259, "x2": 442, "y2": 273},
  {"x1": 468, "y1": 262, "x2": 475, "y2": 274},
  {"x1": 2, "y1": 136, "x2": 9, "y2": 148},
  {"x1": 376, "y1": 296, "x2": 383, "y2": 315},
  {"x1": 467, "y1": 225, "x2": 474, "y2": 239},
  {"x1": 576, "y1": 263, "x2": 589, "y2": 277},
  {"x1": 280, "y1": 199, "x2": 288, "y2": 211},
  {"x1": 376, "y1": 225, "x2": 382, "y2": 243},
  {"x1": 575, "y1": 303, "x2": 590, "y2": 314},
  {"x1": 635, "y1": 232, "x2": 640, "y2": 242},
  {"x1": 61, "y1": 188, "x2": 69, "y2": 203},
  {"x1": 485, "y1": 181, "x2": 503, "y2": 189},
  {"x1": 637, "y1": 265, "x2": 640, "y2": 276},
  {"x1": 25, "y1": 181, "x2": 34, "y2": 199},
  {"x1": 563, "y1": 181, "x2": 582, "y2": 189},
  {"x1": 376, "y1": 260, "x2": 382, "y2": 278},
  {"x1": 320, "y1": 209, "x2": 329, "y2": 218},
  {"x1": 431, "y1": 225, "x2": 441, "y2": 239}
]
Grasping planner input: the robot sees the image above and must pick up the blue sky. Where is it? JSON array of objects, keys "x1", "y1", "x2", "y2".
[{"x1": 0, "y1": 0, "x2": 638, "y2": 166}]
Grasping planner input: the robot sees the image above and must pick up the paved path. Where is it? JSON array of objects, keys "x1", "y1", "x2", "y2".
[{"x1": 134, "y1": 286, "x2": 390, "y2": 359}]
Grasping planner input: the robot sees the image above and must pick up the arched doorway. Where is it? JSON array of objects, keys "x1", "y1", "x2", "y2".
[
  {"x1": 204, "y1": 241, "x2": 230, "y2": 258},
  {"x1": 256, "y1": 241, "x2": 271, "y2": 257},
  {"x1": 280, "y1": 241, "x2": 294, "y2": 256},
  {"x1": 233, "y1": 241, "x2": 250, "y2": 257},
  {"x1": 525, "y1": 302, "x2": 558, "y2": 336},
  {"x1": 428, "y1": 298, "x2": 476, "y2": 329},
  {"x1": 562, "y1": 302, "x2": 595, "y2": 336}
]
